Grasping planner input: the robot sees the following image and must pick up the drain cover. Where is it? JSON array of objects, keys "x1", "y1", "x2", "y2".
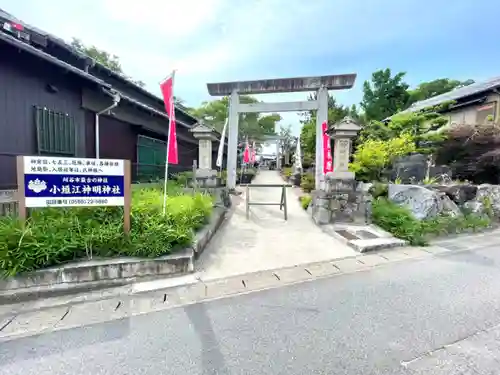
[
  {"x1": 335, "y1": 230, "x2": 359, "y2": 240},
  {"x1": 356, "y1": 230, "x2": 380, "y2": 239}
]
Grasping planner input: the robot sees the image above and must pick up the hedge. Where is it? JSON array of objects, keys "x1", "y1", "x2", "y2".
[{"x1": 0, "y1": 186, "x2": 213, "y2": 277}]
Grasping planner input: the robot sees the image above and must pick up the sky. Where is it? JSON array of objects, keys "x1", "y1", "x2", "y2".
[{"x1": 3, "y1": 0, "x2": 500, "y2": 140}]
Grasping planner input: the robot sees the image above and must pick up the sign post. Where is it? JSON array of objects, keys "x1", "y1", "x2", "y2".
[{"x1": 16, "y1": 156, "x2": 131, "y2": 233}]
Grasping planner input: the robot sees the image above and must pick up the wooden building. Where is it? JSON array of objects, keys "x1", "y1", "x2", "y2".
[{"x1": 0, "y1": 11, "x2": 225, "y2": 189}]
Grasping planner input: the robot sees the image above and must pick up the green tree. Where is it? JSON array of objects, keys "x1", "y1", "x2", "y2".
[
  {"x1": 278, "y1": 125, "x2": 297, "y2": 166},
  {"x1": 350, "y1": 133, "x2": 417, "y2": 181},
  {"x1": 353, "y1": 105, "x2": 450, "y2": 180},
  {"x1": 190, "y1": 96, "x2": 280, "y2": 140},
  {"x1": 71, "y1": 38, "x2": 145, "y2": 87},
  {"x1": 407, "y1": 78, "x2": 474, "y2": 106},
  {"x1": 360, "y1": 106, "x2": 449, "y2": 145},
  {"x1": 300, "y1": 94, "x2": 355, "y2": 162},
  {"x1": 361, "y1": 68, "x2": 410, "y2": 122}
]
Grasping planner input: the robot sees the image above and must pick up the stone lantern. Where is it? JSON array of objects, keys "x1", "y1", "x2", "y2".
[
  {"x1": 310, "y1": 116, "x2": 365, "y2": 225},
  {"x1": 325, "y1": 116, "x2": 361, "y2": 180},
  {"x1": 189, "y1": 123, "x2": 219, "y2": 185}
]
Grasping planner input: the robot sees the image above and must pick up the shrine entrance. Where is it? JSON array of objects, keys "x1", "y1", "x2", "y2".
[{"x1": 206, "y1": 74, "x2": 357, "y2": 190}]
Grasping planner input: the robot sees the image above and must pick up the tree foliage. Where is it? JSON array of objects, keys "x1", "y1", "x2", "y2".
[
  {"x1": 190, "y1": 96, "x2": 280, "y2": 141},
  {"x1": 353, "y1": 104, "x2": 450, "y2": 180},
  {"x1": 279, "y1": 125, "x2": 297, "y2": 166},
  {"x1": 350, "y1": 133, "x2": 417, "y2": 181},
  {"x1": 71, "y1": 38, "x2": 145, "y2": 87},
  {"x1": 407, "y1": 78, "x2": 474, "y2": 106},
  {"x1": 299, "y1": 93, "x2": 355, "y2": 165},
  {"x1": 435, "y1": 123, "x2": 500, "y2": 184},
  {"x1": 361, "y1": 69, "x2": 410, "y2": 122}
]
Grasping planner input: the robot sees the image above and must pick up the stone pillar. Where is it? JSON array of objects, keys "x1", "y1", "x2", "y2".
[
  {"x1": 327, "y1": 117, "x2": 361, "y2": 180},
  {"x1": 311, "y1": 117, "x2": 362, "y2": 225},
  {"x1": 315, "y1": 86, "x2": 328, "y2": 190},
  {"x1": 189, "y1": 123, "x2": 219, "y2": 186},
  {"x1": 198, "y1": 139, "x2": 212, "y2": 169},
  {"x1": 227, "y1": 90, "x2": 239, "y2": 190},
  {"x1": 275, "y1": 141, "x2": 281, "y2": 169}
]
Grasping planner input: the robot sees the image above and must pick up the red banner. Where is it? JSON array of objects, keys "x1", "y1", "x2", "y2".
[
  {"x1": 322, "y1": 121, "x2": 333, "y2": 174},
  {"x1": 159, "y1": 75, "x2": 178, "y2": 165},
  {"x1": 250, "y1": 141, "x2": 256, "y2": 163},
  {"x1": 243, "y1": 141, "x2": 250, "y2": 163}
]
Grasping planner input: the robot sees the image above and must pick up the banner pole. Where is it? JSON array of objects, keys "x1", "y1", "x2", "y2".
[{"x1": 162, "y1": 70, "x2": 176, "y2": 215}]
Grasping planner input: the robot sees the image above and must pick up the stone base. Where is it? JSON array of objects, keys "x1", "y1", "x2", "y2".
[
  {"x1": 326, "y1": 171, "x2": 355, "y2": 180},
  {"x1": 322, "y1": 224, "x2": 406, "y2": 252},
  {"x1": 195, "y1": 169, "x2": 218, "y2": 187},
  {"x1": 310, "y1": 177, "x2": 372, "y2": 225}
]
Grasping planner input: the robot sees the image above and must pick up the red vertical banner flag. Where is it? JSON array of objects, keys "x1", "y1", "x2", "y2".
[
  {"x1": 251, "y1": 141, "x2": 256, "y2": 163},
  {"x1": 243, "y1": 140, "x2": 250, "y2": 163},
  {"x1": 322, "y1": 121, "x2": 333, "y2": 174},
  {"x1": 159, "y1": 74, "x2": 179, "y2": 165}
]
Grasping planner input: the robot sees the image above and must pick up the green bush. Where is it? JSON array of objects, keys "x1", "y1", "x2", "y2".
[
  {"x1": 299, "y1": 195, "x2": 312, "y2": 210},
  {"x1": 369, "y1": 182, "x2": 388, "y2": 199},
  {"x1": 350, "y1": 133, "x2": 416, "y2": 181},
  {"x1": 219, "y1": 170, "x2": 227, "y2": 183},
  {"x1": 372, "y1": 198, "x2": 426, "y2": 245},
  {"x1": 300, "y1": 172, "x2": 315, "y2": 193},
  {"x1": 0, "y1": 187, "x2": 213, "y2": 277},
  {"x1": 282, "y1": 167, "x2": 293, "y2": 178},
  {"x1": 242, "y1": 168, "x2": 256, "y2": 176},
  {"x1": 372, "y1": 198, "x2": 491, "y2": 246},
  {"x1": 174, "y1": 171, "x2": 194, "y2": 187}
]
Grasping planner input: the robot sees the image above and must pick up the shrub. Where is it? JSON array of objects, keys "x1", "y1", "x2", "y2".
[
  {"x1": 350, "y1": 133, "x2": 416, "y2": 181},
  {"x1": 174, "y1": 171, "x2": 194, "y2": 187},
  {"x1": 282, "y1": 167, "x2": 293, "y2": 178},
  {"x1": 299, "y1": 195, "x2": 312, "y2": 210},
  {"x1": 219, "y1": 170, "x2": 227, "y2": 183},
  {"x1": 372, "y1": 198, "x2": 491, "y2": 246},
  {"x1": 369, "y1": 182, "x2": 388, "y2": 199},
  {"x1": 300, "y1": 172, "x2": 315, "y2": 192},
  {"x1": 0, "y1": 187, "x2": 213, "y2": 277},
  {"x1": 435, "y1": 122, "x2": 500, "y2": 184},
  {"x1": 372, "y1": 198, "x2": 427, "y2": 245}
]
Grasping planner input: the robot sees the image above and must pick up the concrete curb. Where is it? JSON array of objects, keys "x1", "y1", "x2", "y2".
[
  {"x1": 192, "y1": 207, "x2": 227, "y2": 258},
  {"x1": 0, "y1": 250, "x2": 194, "y2": 305},
  {"x1": 0, "y1": 208, "x2": 228, "y2": 305},
  {"x1": 0, "y1": 244, "x2": 455, "y2": 341}
]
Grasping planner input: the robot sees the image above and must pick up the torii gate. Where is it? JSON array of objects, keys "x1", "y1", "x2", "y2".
[
  {"x1": 262, "y1": 134, "x2": 284, "y2": 169},
  {"x1": 206, "y1": 74, "x2": 356, "y2": 190}
]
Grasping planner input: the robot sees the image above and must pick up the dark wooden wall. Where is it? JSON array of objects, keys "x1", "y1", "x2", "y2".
[
  {"x1": 0, "y1": 42, "x2": 88, "y2": 188},
  {"x1": 0, "y1": 39, "x2": 216, "y2": 188}
]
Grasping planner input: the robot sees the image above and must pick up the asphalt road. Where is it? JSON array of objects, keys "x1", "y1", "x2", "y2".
[{"x1": 2, "y1": 240, "x2": 500, "y2": 374}]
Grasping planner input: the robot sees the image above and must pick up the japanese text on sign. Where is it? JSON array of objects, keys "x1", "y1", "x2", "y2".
[{"x1": 23, "y1": 156, "x2": 125, "y2": 208}]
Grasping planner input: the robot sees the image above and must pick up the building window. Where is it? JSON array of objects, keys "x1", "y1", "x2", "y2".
[
  {"x1": 35, "y1": 106, "x2": 77, "y2": 156},
  {"x1": 476, "y1": 102, "x2": 496, "y2": 124},
  {"x1": 136, "y1": 135, "x2": 167, "y2": 181}
]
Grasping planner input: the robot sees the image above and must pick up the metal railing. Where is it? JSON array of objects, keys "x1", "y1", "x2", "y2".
[{"x1": 242, "y1": 184, "x2": 292, "y2": 220}]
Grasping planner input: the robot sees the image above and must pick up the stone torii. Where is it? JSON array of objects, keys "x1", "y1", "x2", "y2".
[{"x1": 206, "y1": 74, "x2": 357, "y2": 190}]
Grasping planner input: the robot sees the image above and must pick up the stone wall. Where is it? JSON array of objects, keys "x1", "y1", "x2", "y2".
[
  {"x1": 387, "y1": 183, "x2": 498, "y2": 220},
  {"x1": 387, "y1": 153, "x2": 452, "y2": 184},
  {"x1": 310, "y1": 177, "x2": 372, "y2": 225}
]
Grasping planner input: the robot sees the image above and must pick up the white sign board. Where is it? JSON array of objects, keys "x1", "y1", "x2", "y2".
[{"x1": 22, "y1": 156, "x2": 125, "y2": 208}]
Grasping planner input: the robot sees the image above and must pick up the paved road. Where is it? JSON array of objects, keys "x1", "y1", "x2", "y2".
[
  {"x1": 2, "y1": 235, "x2": 500, "y2": 374},
  {"x1": 196, "y1": 170, "x2": 355, "y2": 280}
]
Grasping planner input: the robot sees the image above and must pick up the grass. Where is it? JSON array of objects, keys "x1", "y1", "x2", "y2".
[
  {"x1": 0, "y1": 185, "x2": 213, "y2": 277},
  {"x1": 372, "y1": 198, "x2": 491, "y2": 246},
  {"x1": 300, "y1": 172, "x2": 315, "y2": 193},
  {"x1": 282, "y1": 167, "x2": 293, "y2": 178},
  {"x1": 299, "y1": 195, "x2": 312, "y2": 210}
]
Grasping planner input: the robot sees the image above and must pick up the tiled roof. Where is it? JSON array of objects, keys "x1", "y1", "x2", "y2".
[{"x1": 399, "y1": 76, "x2": 500, "y2": 114}]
